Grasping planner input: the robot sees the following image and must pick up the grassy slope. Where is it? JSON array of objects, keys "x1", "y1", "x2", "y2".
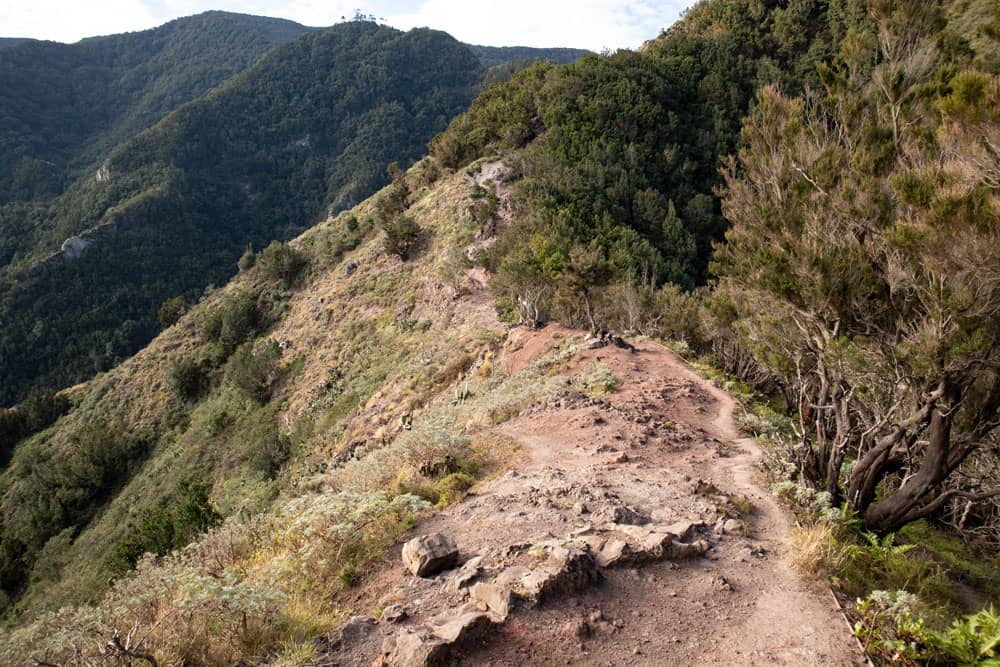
[
  {"x1": 2, "y1": 155, "x2": 535, "y2": 619},
  {"x1": 0, "y1": 22, "x2": 484, "y2": 407}
]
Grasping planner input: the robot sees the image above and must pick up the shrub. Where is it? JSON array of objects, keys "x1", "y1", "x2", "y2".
[
  {"x1": 202, "y1": 289, "x2": 260, "y2": 354},
  {"x1": 237, "y1": 408, "x2": 292, "y2": 478},
  {"x1": 169, "y1": 356, "x2": 207, "y2": 400},
  {"x1": 1, "y1": 389, "x2": 71, "y2": 467},
  {"x1": 0, "y1": 423, "x2": 146, "y2": 599},
  {"x1": 225, "y1": 340, "x2": 282, "y2": 403},
  {"x1": 579, "y1": 362, "x2": 618, "y2": 396},
  {"x1": 433, "y1": 472, "x2": 475, "y2": 507},
  {"x1": 256, "y1": 240, "x2": 307, "y2": 287},
  {"x1": 853, "y1": 590, "x2": 926, "y2": 663},
  {"x1": 468, "y1": 185, "x2": 499, "y2": 226},
  {"x1": 381, "y1": 215, "x2": 422, "y2": 260},
  {"x1": 110, "y1": 481, "x2": 221, "y2": 570},
  {"x1": 375, "y1": 165, "x2": 408, "y2": 226},
  {"x1": 237, "y1": 245, "x2": 256, "y2": 272},
  {"x1": 158, "y1": 295, "x2": 187, "y2": 328},
  {"x1": 925, "y1": 606, "x2": 1000, "y2": 665}
]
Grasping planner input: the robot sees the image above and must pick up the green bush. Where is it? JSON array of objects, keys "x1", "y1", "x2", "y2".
[
  {"x1": 0, "y1": 389, "x2": 71, "y2": 467},
  {"x1": 202, "y1": 289, "x2": 261, "y2": 354},
  {"x1": 579, "y1": 362, "x2": 618, "y2": 397},
  {"x1": 111, "y1": 481, "x2": 221, "y2": 571},
  {"x1": 158, "y1": 296, "x2": 187, "y2": 328},
  {"x1": 433, "y1": 472, "x2": 475, "y2": 506},
  {"x1": 169, "y1": 356, "x2": 207, "y2": 400},
  {"x1": 375, "y1": 165, "x2": 409, "y2": 226},
  {"x1": 236, "y1": 407, "x2": 292, "y2": 478},
  {"x1": 256, "y1": 240, "x2": 307, "y2": 287},
  {"x1": 225, "y1": 340, "x2": 282, "y2": 403},
  {"x1": 237, "y1": 245, "x2": 257, "y2": 272},
  {"x1": 0, "y1": 422, "x2": 147, "y2": 599},
  {"x1": 925, "y1": 606, "x2": 1000, "y2": 665},
  {"x1": 381, "y1": 215, "x2": 422, "y2": 261}
]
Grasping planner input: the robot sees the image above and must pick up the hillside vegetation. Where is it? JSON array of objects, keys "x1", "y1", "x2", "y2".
[
  {"x1": 1, "y1": 0, "x2": 998, "y2": 664},
  {"x1": 0, "y1": 21, "x2": 484, "y2": 407},
  {"x1": 0, "y1": 11, "x2": 312, "y2": 210},
  {"x1": 465, "y1": 44, "x2": 590, "y2": 68},
  {"x1": 0, "y1": 18, "x2": 588, "y2": 407}
]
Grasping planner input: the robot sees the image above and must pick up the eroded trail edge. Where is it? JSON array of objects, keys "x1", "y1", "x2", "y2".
[{"x1": 325, "y1": 328, "x2": 863, "y2": 666}]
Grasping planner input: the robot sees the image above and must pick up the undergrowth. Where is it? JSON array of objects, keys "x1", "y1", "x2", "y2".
[
  {"x1": 578, "y1": 362, "x2": 619, "y2": 397},
  {"x1": 671, "y1": 340, "x2": 1000, "y2": 666},
  {"x1": 2, "y1": 490, "x2": 428, "y2": 665},
  {"x1": 0, "y1": 323, "x2": 577, "y2": 665}
]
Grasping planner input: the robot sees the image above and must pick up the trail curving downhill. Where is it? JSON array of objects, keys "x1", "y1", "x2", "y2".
[{"x1": 325, "y1": 327, "x2": 863, "y2": 666}]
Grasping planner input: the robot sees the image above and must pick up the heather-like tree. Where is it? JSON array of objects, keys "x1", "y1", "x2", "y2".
[{"x1": 714, "y1": 0, "x2": 1000, "y2": 532}]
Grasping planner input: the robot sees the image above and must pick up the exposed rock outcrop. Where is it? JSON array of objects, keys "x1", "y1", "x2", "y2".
[
  {"x1": 61, "y1": 235, "x2": 92, "y2": 260},
  {"x1": 402, "y1": 533, "x2": 459, "y2": 577}
]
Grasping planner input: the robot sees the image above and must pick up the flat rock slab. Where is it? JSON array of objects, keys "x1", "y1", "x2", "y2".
[{"x1": 519, "y1": 546, "x2": 599, "y2": 602}]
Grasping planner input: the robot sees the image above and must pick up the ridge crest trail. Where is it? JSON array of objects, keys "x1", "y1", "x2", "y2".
[{"x1": 331, "y1": 325, "x2": 864, "y2": 666}]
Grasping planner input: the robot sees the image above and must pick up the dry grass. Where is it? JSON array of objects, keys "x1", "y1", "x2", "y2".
[
  {"x1": 0, "y1": 159, "x2": 573, "y2": 663},
  {"x1": 789, "y1": 523, "x2": 843, "y2": 579}
]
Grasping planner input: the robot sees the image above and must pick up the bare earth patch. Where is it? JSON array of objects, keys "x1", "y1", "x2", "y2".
[{"x1": 317, "y1": 327, "x2": 864, "y2": 666}]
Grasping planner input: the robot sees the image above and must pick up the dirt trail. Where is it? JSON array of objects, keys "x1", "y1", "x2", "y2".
[{"x1": 328, "y1": 327, "x2": 863, "y2": 666}]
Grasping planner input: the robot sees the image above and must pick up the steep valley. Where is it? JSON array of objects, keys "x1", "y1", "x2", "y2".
[
  {"x1": 2, "y1": 0, "x2": 999, "y2": 663},
  {"x1": 2, "y1": 155, "x2": 863, "y2": 666}
]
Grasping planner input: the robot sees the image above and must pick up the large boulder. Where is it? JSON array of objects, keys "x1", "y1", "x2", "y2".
[
  {"x1": 402, "y1": 533, "x2": 459, "y2": 577},
  {"x1": 61, "y1": 235, "x2": 92, "y2": 260}
]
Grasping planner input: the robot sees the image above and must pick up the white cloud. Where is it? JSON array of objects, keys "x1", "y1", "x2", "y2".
[
  {"x1": 1, "y1": 0, "x2": 688, "y2": 48},
  {"x1": 383, "y1": 0, "x2": 688, "y2": 51},
  {"x1": 3, "y1": 0, "x2": 160, "y2": 42}
]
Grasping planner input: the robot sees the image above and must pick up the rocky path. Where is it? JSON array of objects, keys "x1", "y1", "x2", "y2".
[{"x1": 320, "y1": 327, "x2": 864, "y2": 666}]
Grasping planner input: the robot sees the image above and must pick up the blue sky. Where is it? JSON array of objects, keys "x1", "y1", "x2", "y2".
[{"x1": 2, "y1": 0, "x2": 691, "y2": 50}]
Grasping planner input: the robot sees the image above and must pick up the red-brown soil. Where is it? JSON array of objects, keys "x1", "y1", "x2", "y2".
[{"x1": 322, "y1": 326, "x2": 864, "y2": 666}]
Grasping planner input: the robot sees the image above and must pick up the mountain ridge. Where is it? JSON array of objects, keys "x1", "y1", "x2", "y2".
[
  {"x1": 2, "y1": 1, "x2": 997, "y2": 663},
  {"x1": 0, "y1": 17, "x2": 589, "y2": 407}
]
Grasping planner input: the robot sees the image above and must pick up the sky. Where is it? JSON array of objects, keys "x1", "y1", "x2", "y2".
[{"x1": 1, "y1": 0, "x2": 691, "y2": 51}]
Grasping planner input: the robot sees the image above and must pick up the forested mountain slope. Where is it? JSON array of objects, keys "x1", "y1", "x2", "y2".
[
  {"x1": 0, "y1": 0, "x2": 838, "y2": 633},
  {"x1": 0, "y1": 18, "x2": 589, "y2": 407},
  {"x1": 466, "y1": 44, "x2": 590, "y2": 67},
  {"x1": 0, "y1": 11, "x2": 313, "y2": 210},
  {"x1": 0, "y1": 22, "x2": 483, "y2": 406}
]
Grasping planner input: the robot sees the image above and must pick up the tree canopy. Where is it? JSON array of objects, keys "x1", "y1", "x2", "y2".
[{"x1": 713, "y1": 0, "x2": 1000, "y2": 531}]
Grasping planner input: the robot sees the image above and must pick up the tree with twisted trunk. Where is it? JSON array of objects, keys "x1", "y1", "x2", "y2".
[{"x1": 713, "y1": 1, "x2": 1000, "y2": 533}]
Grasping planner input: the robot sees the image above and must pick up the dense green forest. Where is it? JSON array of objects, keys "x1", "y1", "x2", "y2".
[
  {"x1": 430, "y1": 0, "x2": 847, "y2": 321},
  {"x1": 0, "y1": 12, "x2": 313, "y2": 211},
  {"x1": 0, "y1": 17, "x2": 587, "y2": 407},
  {"x1": 465, "y1": 44, "x2": 590, "y2": 68}
]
